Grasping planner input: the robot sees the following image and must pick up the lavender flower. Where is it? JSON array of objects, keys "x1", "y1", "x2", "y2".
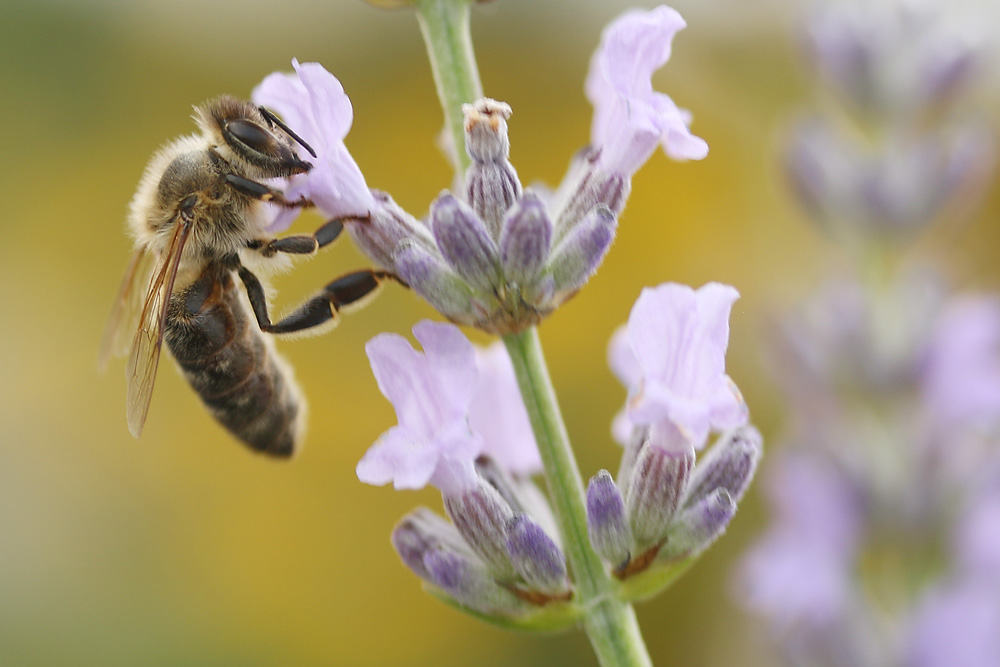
[
  {"x1": 359, "y1": 322, "x2": 570, "y2": 619},
  {"x1": 585, "y1": 5, "x2": 708, "y2": 176},
  {"x1": 923, "y1": 296, "x2": 1000, "y2": 434},
  {"x1": 738, "y1": 452, "x2": 861, "y2": 628},
  {"x1": 610, "y1": 282, "x2": 748, "y2": 453},
  {"x1": 906, "y1": 467, "x2": 1000, "y2": 667},
  {"x1": 356, "y1": 320, "x2": 482, "y2": 496},
  {"x1": 252, "y1": 59, "x2": 375, "y2": 230}
]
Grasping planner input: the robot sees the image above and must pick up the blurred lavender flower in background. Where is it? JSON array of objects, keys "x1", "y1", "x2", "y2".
[{"x1": 737, "y1": 0, "x2": 1000, "y2": 664}]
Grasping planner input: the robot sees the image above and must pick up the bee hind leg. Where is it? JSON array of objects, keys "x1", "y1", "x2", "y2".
[{"x1": 239, "y1": 265, "x2": 398, "y2": 335}]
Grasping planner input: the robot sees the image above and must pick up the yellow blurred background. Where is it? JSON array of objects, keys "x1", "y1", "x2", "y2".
[{"x1": 2, "y1": 0, "x2": 998, "y2": 665}]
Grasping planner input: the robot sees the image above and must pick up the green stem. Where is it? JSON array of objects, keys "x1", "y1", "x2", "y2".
[
  {"x1": 503, "y1": 328, "x2": 652, "y2": 667},
  {"x1": 415, "y1": 0, "x2": 483, "y2": 177}
]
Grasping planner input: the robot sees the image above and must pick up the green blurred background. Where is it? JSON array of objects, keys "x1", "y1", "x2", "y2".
[{"x1": 2, "y1": 0, "x2": 998, "y2": 665}]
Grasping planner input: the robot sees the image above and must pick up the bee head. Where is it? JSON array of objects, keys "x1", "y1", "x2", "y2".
[{"x1": 196, "y1": 96, "x2": 314, "y2": 179}]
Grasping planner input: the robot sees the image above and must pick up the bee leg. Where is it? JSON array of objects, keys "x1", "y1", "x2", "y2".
[
  {"x1": 248, "y1": 217, "x2": 363, "y2": 258},
  {"x1": 224, "y1": 173, "x2": 312, "y2": 209},
  {"x1": 239, "y1": 265, "x2": 397, "y2": 335}
]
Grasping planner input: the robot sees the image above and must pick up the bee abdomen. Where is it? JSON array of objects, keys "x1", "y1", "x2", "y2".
[{"x1": 166, "y1": 270, "x2": 304, "y2": 457}]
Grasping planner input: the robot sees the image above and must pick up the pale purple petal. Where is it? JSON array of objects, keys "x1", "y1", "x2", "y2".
[
  {"x1": 252, "y1": 59, "x2": 375, "y2": 224},
  {"x1": 468, "y1": 342, "x2": 543, "y2": 476},
  {"x1": 608, "y1": 325, "x2": 641, "y2": 389},
  {"x1": 585, "y1": 6, "x2": 708, "y2": 177},
  {"x1": 622, "y1": 282, "x2": 747, "y2": 450},
  {"x1": 358, "y1": 321, "x2": 482, "y2": 495}
]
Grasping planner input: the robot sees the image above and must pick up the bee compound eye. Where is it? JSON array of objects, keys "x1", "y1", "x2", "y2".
[{"x1": 225, "y1": 119, "x2": 278, "y2": 156}]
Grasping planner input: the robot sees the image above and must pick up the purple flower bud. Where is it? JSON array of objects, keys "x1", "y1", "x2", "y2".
[
  {"x1": 505, "y1": 514, "x2": 568, "y2": 594},
  {"x1": 444, "y1": 477, "x2": 517, "y2": 577},
  {"x1": 660, "y1": 488, "x2": 736, "y2": 561},
  {"x1": 551, "y1": 151, "x2": 630, "y2": 245},
  {"x1": 683, "y1": 426, "x2": 762, "y2": 509},
  {"x1": 464, "y1": 99, "x2": 522, "y2": 237},
  {"x1": 546, "y1": 206, "x2": 617, "y2": 297},
  {"x1": 431, "y1": 193, "x2": 501, "y2": 293},
  {"x1": 586, "y1": 470, "x2": 632, "y2": 566},
  {"x1": 499, "y1": 192, "x2": 553, "y2": 287},
  {"x1": 395, "y1": 243, "x2": 476, "y2": 319},
  {"x1": 345, "y1": 190, "x2": 433, "y2": 272},
  {"x1": 464, "y1": 98, "x2": 512, "y2": 163},
  {"x1": 392, "y1": 507, "x2": 468, "y2": 580},
  {"x1": 625, "y1": 443, "x2": 695, "y2": 548},
  {"x1": 423, "y1": 548, "x2": 527, "y2": 615}
]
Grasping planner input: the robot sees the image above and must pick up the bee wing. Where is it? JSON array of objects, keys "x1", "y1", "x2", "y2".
[
  {"x1": 125, "y1": 221, "x2": 193, "y2": 438},
  {"x1": 99, "y1": 249, "x2": 156, "y2": 371}
]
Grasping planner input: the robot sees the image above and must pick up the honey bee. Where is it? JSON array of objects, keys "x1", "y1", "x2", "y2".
[{"x1": 100, "y1": 96, "x2": 391, "y2": 457}]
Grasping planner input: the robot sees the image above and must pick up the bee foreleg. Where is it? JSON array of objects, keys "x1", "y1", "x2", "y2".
[
  {"x1": 239, "y1": 266, "x2": 397, "y2": 335},
  {"x1": 224, "y1": 173, "x2": 312, "y2": 209}
]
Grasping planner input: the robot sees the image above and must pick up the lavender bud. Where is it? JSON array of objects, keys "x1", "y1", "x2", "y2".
[
  {"x1": 505, "y1": 514, "x2": 568, "y2": 594},
  {"x1": 547, "y1": 206, "x2": 617, "y2": 297},
  {"x1": 444, "y1": 477, "x2": 517, "y2": 577},
  {"x1": 392, "y1": 507, "x2": 468, "y2": 580},
  {"x1": 463, "y1": 98, "x2": 512, "y2": 163},
  {"x1": 683, "y1": 426, "x2": 762, "y2": 509},
  {"x1": 423, "y1": 549, "x2": 527, "y2": 614},
  {"x1": 660, "y1": 488, "x2": 736, "y2": 561},
  {"x1": 346, "y1": 190, "x2": 433, "y2": 272},
  {"x1": 586, "y1": 470, "x2": 632, "y2": 566},
  {"x1": 553, "y1": 151, "x2": 630, "y2": 244},
  {"x1": 431, "y1": 193, "x2": 502, "y2": 293},
  {"x1": 395, "y1": 242, "x2": 475, "y2": 319},
  {"x1": 499, "y1": 192, "x2": 552, "y2": 286},
  {"x1": 625, "y1": 444, "x2": 695, "y2": 548},
  {"x1": 464, "y1": 99, "x2": 522, "y2": 237}
]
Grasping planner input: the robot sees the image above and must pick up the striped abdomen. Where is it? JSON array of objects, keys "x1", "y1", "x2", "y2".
[{"x1": 165, "y1": 262, "x2": 303, "y2": 456}]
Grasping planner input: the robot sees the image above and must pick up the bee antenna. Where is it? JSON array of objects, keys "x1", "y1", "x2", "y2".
[{"x1": 259, "y1": 106, "x2": 318, "y2": 158}]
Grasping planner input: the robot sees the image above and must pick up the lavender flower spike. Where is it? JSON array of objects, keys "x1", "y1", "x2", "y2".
[
  {"x1": 356, "y1": 321, "x2": 482, "y2": 496},
  {"x1": 621, "y1": 282, "x2": 748, "y2": 452},
  {"x1": 253, "y1": 59, "x2": 375, "y2": 230},
  {"x1": 586, "y1": 5, "x2": 708, "y2": 178}
]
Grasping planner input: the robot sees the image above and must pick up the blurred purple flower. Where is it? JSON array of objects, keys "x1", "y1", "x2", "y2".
[
  {"x1": 585, "y1": 5, "x2": 708, "y2": 177},
  {"x1": 356, "y1": 321, "x2": 482, "y2": 495},
  {"x1": 469, "y1": 342, "x2": 543, "y2": 477},
  {"x1": 906, "y1": 576, "x2": 1000, "y2": 667},
  {"x1": 253, "y1": 59, "x2": 375, "y2": 231},
  {"x1": 739, "y1": 452, "x2": 861, "y2": 627},
  {"x1": 610, "y1": 282, "x2": 747, "y2": 452},
  {"x1": 923, "y1": 296, "x2": 1000, "y2": 433}
]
